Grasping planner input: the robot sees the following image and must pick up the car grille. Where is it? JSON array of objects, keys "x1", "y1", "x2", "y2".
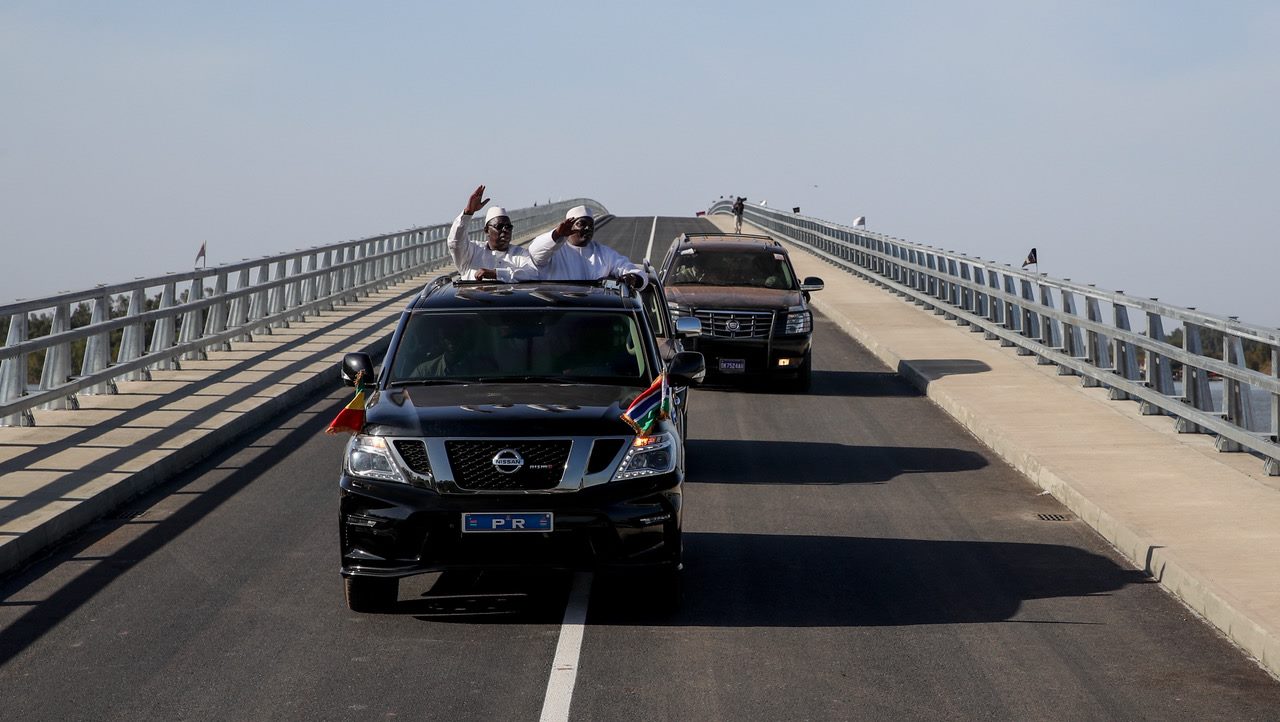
[
  {"x1": 445, "y1": 440, "x2": 571, "y2": 491},
  {"x1": 694, "y1": 309, "x2": 774, "y2": 339},
  {"x1": 392, "y1": 440, "x2": 432, "y2": 475}
]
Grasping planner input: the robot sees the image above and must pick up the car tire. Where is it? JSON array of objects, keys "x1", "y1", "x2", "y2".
[{"x1": 344, "y1": 575, "x2": 397, "y2": 613}]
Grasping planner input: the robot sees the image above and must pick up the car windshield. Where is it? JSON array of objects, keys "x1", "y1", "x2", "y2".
[
  {"x1": 387, "y1": 310, "x2": 651, "y2": 385},
  {"x1": 668, "y1": 249, "x2": 797, "y2": 289}
]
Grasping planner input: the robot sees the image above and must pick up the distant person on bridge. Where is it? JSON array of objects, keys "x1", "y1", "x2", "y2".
[
  {"x1": 528, "y1": 206, "x2": 648, "y2": 289},
  {"x1": 447, "y1": 184, "x2": 538, "y2": 282},
  {"x1": 732, "y1": 196, "x2": 745, "y2": 232}
]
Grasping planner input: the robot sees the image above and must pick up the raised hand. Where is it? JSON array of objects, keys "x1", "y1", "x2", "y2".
[{"x1": 465, "y1": 185, "x2": 490, "y2": 215}]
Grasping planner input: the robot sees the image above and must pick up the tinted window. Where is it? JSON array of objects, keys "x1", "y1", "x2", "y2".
[
  {"x1": 667, "y1": 249, "x2": 797, "y2": 289},
  {"x1": 388, "y1": 310, "x2": 650, "y2": 384}
]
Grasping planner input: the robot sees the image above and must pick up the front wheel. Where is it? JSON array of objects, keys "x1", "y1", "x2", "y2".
[{"x1": 344, "y1": 575, "x2": 397, "y2": 613}]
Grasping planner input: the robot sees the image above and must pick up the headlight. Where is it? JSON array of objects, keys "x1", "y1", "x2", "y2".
[
  {"x1": 782, "y1": 308, "x2": 812, "y2": 335},
  {"x1": 612, "y1": 433, "x2": 676, "y2": 480},
  {"x1": 345, "y1": 435, "x2": 406, "y2": 483}
]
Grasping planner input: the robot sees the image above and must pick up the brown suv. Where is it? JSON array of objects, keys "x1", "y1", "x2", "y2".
[{"x1": 657, "y1": 233, "x2": 823, "y2": 390}]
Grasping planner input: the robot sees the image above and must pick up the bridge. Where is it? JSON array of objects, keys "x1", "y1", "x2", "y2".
[{"x1": 2, "y1": 200, "x2": 1279, "y2": 718}]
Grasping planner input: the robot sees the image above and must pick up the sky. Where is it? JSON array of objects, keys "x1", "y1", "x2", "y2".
[{"x1": 2, "y1": 1, "x2": 1278, "y2": 326}]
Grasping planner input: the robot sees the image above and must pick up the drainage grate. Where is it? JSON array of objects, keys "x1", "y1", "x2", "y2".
[
  {"x1": 110, "y1": 510, "x2": 149, "y2": 521},
  {"x1": 1037, "y1": 513, "x2": 1071, "y2": 522}
]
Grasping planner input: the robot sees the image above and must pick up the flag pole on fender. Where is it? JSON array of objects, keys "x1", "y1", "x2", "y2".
[{"x1": 326, "y1": 371, "x2": 368, "y2": 435}]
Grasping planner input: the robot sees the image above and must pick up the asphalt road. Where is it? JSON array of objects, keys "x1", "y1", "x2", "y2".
[{"x1": 1, "y1": 216, "x2": 1278, "y2": 720}]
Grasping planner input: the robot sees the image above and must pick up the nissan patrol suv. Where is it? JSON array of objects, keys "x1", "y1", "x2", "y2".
[
  {"x1": 658, "y1": 233, "x2": 823, "y2": 390},
  {"x1": 336, "y1": 275, "x2": 704, "y2": 612}
]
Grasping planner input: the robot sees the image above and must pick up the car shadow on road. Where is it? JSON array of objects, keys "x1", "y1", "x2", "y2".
[
  {"x1": 588, "y1": 532, "x2": 1150, "y2": 627},
  {"x1": 696, "y1": 369, "x2": 919, "y2": 398},
  {"x1": 685, "y1": 439, "x2": 988, "y2": 484}
]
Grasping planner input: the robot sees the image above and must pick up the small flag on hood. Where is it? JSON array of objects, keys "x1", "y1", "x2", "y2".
[
  {"x1": 1022, "y1": 248, "x2": 1038, "y2": 267},
  {"x1": 326, "y1": 372, "x2": 368, "y2": 435},
  {"x1": 195, "y1": 241, "x2": 207, "y2": 266},
  {"x1": 621, "y1": 374, "x2": 669, "y2": 437}
]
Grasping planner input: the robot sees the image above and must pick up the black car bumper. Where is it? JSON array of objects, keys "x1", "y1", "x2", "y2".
[
  {"x1": 340, "y1": 473, "x2": 682, "y2": 579},
  {"x1": 688, "y1": 335, "x2": 811, "y2": 381}
]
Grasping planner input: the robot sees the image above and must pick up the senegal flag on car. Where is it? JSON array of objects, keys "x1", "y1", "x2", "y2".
[
  {"x1": 326, "y1": 372, "x2": 368, "y2": 435},
  {"x1": 622, "y1": 374, "x2": 669, "y2": 437}
]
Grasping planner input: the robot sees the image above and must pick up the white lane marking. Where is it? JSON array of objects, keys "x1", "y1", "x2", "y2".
[
  {"x1": 644, "y1": 216, "x2": 658, "y2": 262},
  {"x1": 540, "y1": 572, "x2": 592, "y2": 722}
]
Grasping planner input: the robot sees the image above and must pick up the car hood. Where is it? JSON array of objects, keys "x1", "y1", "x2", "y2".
[
  {"x1": 364, "y1": 383, "x2": 640, "y2": 437},
  {"x1": 665, "y1": 285, "x2": 803, "y2": 310}
]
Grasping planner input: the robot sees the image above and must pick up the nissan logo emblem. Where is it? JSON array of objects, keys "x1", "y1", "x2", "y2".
[{"x1": 491, "y1": 448, "x2": 525, "y2": 474}]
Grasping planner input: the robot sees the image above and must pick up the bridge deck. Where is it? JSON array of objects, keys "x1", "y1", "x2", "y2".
[{"x1": 2, "y1": 212, "x2": 1280, "y2": 686}]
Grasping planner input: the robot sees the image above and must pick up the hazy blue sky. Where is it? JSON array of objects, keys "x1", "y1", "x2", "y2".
[{"x1": 3, "y1": 2, "x2": 1277, "y2": 325}]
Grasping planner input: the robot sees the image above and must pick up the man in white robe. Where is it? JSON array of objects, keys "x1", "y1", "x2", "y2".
[
  {"x1": 527, "y1": 206, "x2": 647, "y2": 289},
  {"x1": 447, "y1": 184, "x2": 538, "y2": 282}
]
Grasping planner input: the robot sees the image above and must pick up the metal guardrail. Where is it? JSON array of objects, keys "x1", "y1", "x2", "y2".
[
  {"x1": 711, "y1": 199, "x2": 1280, "y2": 476},
  {"x1": 0, "y1": 199, "x2": 607, "y2": 426}
]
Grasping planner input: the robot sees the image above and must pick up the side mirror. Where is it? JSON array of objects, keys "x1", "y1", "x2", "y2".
[
  {"x1": 342, "y1": 352, "x2": 375, "y2": 387},
  {"x1": 800, "y1": 277, "x2": 825, "y2": 292},
  {"x1": 674, "y1": 316, "x2": 702, "y2": 338},
  {"x1": 666, "y1": 351, "x2": 705, "y2": 386}
]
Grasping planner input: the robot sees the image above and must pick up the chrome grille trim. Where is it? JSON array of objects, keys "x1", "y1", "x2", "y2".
[{"x1": 693, "y1": 309, "x2": 775, "y2": 339}]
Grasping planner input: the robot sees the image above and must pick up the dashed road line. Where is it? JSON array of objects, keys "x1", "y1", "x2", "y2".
[{"x1": 539, "y1": 572, "x2": 592, "y2": 722}]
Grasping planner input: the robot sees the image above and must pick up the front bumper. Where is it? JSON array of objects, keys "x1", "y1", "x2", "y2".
[
  {"x1": 688, "y1": 334, "x2": 811, "y2": 381},
  {"x1": 340, "y1": 473, "x2": 682, "y2": 579}
]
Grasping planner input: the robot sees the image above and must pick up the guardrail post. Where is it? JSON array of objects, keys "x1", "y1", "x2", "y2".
[
  {"x1": 1176, "y1": 323, "x2": 1214, "y2": 433},
  {"x1": 1036, "y1": 283, "x2": 1062, "y2": 364},
  {"x1": 1110, "y1": 302, "x2": 1141, "y2": 400},
  {"x1": 1, "y1": 312, "x2": 34, "y2": 426},
  {"x1": 267, "y1": 260, "x2": 287, "y2": 328},
  {"x1": 1218, "y1": 334, "x2": 1255, "y2": 452},
  {"x1": 178, "y1": 278, "x2": 207, "y2": 361},
  {"x1": 38, "y1": 303, "x2": 76, "y2": 410},
  {"x1": 984, "y1": 270, "x2": 1002, "y2": 340},
  {"x1": 1083, "y1": 295, "x2": 1112, "y2": 387},
  {"x1": 148, "y1": 282, "x2": 179, "y2": 371},
  {"x1": 203, "y1": 272, "x2": 230, "y2": 352},
  {"x1": 285, "y1": 257, "x2": 304, "y2": 322},
  {"x1": 117, "y1": 287, "x2": 151, "y2": 380},
  {"x1": 318, "y1": 252, "x2": 334, "y2": 310},
  {"x1": 228, "y1": 268, "x2": 252, "y2": 341},
  {"x1": 1017, "y1": 278, "x2": 1039, "y2": 355},
  {"x1": 1000, "y1": 275, "x2": 1020, "y2": 347},
  {"x1": 248, "y1": 263, "x2": 271, "y2": 334},
  {"x1": 301, "y1": 255, "x2": 318, "y2": 312},
  {"x1": 1270, "y1": 346, "x2": 1280, "y2": 475},
  {"x1": 81, "y1": 293, "x2": 117, "y2": 394},
  {"x1": 1059, "y1": 290, "x2": 1085, "y2": 376},
  {"x1": 1142, "y1": 310, "x2": 1176, "y2": 414}
]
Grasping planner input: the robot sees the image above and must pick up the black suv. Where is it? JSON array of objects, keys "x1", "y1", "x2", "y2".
[
  {"x1": 337, "y1": 275, "x2": 704, "y2": 612},
  {"x1": 658, "y1": 233, "x2": 823, "y2": 390}
]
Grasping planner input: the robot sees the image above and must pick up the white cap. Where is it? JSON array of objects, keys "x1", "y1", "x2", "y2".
[
  {"x1": 565, "y1": 205, "x2": 593, "y2": 220},
  {"x1": 484, "y1": 206, "x2": 509, "y2": 224}
]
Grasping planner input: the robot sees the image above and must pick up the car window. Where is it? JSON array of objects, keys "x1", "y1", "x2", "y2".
[
  {"x1": 667, "y1": 249, "x2": 797, "y2": 289},
  {"x1": 388, "y1": 310, "x2": 650, "y2": 384},
  {"x1": 639, "y1": 284, "x2": 669, "y2": 338}
]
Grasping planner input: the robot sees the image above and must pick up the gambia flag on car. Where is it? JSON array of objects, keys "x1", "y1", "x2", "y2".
[
  {"x1": 326, "y1": 376, "x2": 368, "y2": 435},
  {"x1": 622, "y1": 374, "x2": 669, "y2": 436}
]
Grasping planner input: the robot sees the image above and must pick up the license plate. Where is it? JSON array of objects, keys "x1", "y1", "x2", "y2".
[
  {"x1": 462, "y1": 512, "x2": 553, "y2": 533},
  {"x1": 718, "y1": 358, "x2": 746, "y2": 373}
]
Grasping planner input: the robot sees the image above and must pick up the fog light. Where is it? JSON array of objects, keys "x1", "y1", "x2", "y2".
[
  {"x1": 638, "y1": 513, "x2": 672, "y2": 526},
  {"x1": 777, "y1": 357, "x2": 796, "y2": 367}
]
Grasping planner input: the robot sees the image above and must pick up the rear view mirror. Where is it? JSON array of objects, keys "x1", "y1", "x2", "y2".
[
  {"x1": 800, "y1": 277, "x2": 825, "y2": 292},
  {"x1": 342, "y1": 352, "x2": 375, "y2": 387},
  {"x1": 666, "y1": 351, "x2": 705, "y2": 386},
  {"x1": 674, "y1": 316, "x2": 702, "y2": 338}
]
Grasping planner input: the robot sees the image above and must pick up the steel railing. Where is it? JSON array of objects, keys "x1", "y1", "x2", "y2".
[
  {"x1": 711, "y1": 199, "x2": 1280, "y2": 476},
  {"x1": 0, "y1": 199, "x2": 607, "y2": 426}
]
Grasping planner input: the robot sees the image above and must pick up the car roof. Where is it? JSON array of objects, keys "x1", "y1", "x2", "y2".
[
  {"x1": 409, "y1": 276, "x2": 645, "y2": 311},
  {"x1": 671, "y1": 233, "x2": 788, "y2": 255}
]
